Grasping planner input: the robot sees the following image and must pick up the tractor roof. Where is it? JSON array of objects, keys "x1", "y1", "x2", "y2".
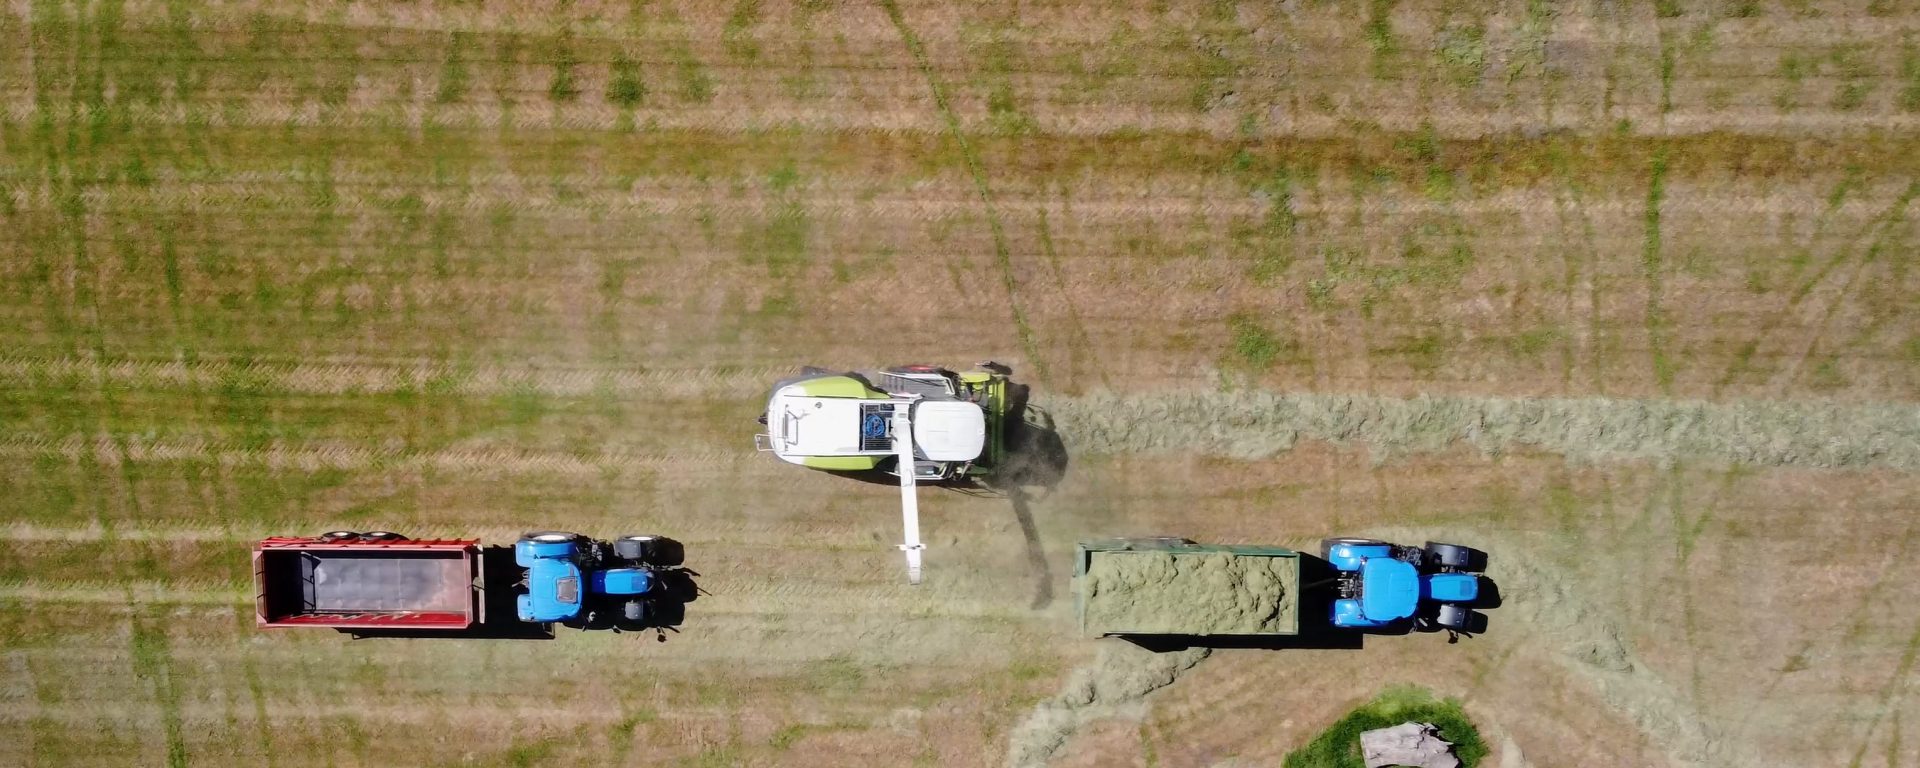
[{"x1": 1360, "y1": 557, "x2": 1420, "y2": 621}]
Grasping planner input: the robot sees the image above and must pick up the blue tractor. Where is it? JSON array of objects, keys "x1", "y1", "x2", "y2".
[
  {"x1": 515, "y1": 532, "x2": 675, "y2": 627},
  {"x1": 1323, "y1": 538, "x2": 1484, "y2": 632}
]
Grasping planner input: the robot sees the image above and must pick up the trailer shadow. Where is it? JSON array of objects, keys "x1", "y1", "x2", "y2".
[
  {"x1": 345, "y1": 545, "x2": 702, "y2": 642},
  {"x1": 1117, "y1": 555, "x2": 1504, "y2": 652}
]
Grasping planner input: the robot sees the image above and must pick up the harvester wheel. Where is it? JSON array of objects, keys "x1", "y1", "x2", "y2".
[
  {"x1": 1319, "y1": 537, "x2": 1386, "y2": 559},
  {"x1": 614, "y1": 535, "x2": 658, "y2": 562},
  {"x1": 884, "y1": 365, "x2": 945, "y2": 375},
  {"x1": 521, "y1": 531, "x2": 579, "y2": 544},
  {"x1": 1424, "y1": 542, "x2": 1474, "y2": 569},
  {"x1": 320, "y1": 531, "x2": 361, "y2": 542}
]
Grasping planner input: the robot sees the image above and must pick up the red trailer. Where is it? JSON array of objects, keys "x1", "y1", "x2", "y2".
[{"x1": 253, "y1": 533, "x2": 484, "y2": 631}]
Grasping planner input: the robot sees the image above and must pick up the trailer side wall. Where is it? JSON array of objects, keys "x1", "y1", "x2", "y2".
[{"x1": 254, "y1": 539, "x2": 482, "y2": 630}]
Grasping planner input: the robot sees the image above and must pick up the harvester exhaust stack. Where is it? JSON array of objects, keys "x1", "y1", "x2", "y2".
[{"x1": 894, "y1": 404, "x2": 925, "y2": 585}]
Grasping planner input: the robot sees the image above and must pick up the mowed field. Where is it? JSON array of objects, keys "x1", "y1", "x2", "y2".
[{"x1": 3, "y1": 0, "x2": 1920, "y2": 766}]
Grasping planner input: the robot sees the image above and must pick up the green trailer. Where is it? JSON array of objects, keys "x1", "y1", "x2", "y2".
[{"x1": 1074, "y1": 538, "x2": 1302, "y2": 637}]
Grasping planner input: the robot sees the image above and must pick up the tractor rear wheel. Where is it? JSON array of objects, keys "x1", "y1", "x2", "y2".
[
  {"x1": 614, "y1": 535, "x2": 658, "y2": 562},
  {"x1": 622, "y1": 600, "x2": 651, "y2": 623},
  {"x1": 521, "y1": 531, "x2": 579, "y2": 544},
  {"x1": 1320, "y1": 537, "x2": 1386, "y2": 559}
]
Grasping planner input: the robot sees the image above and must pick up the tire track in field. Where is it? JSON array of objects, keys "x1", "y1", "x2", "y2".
[
  {"x1": 0, "y1": 355, "x2": 785, "y2": 398},
  {"x1": 879, "y1": 0, "x2": 1050, "y2": 385},
  {"x1": 1713, "y1": 182, "x2": 1920, "y2": 397},
  {"x1": 0, "y1": 434, "x2": 742, "y2": 476},
  {"x1": 1769, "y1": 181, "x2": 1920, "y2": 395},
  {"x1": 1374, "y1": 528, "x2": 1745, "y2": 768}
]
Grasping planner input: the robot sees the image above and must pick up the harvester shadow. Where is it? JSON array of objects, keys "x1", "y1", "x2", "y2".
[
  {"x1": 990, "y1": 381, "x2": 1069, "y2": 610},
  {"x1": 345, "y1": 545, "x2": 702, "y2": 641}
]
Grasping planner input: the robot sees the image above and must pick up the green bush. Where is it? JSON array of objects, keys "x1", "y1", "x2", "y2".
[{"x1": 1283, "y1": 685, "x2": 1487, "y2": 768}]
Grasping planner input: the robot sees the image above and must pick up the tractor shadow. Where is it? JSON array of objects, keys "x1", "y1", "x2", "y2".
[
  {"x1": 1120, "y1": 555, "x2": 1504, "y2": 652},
  {"x1": 346, "y1": 543, "x2": 702, "y2": 642}
]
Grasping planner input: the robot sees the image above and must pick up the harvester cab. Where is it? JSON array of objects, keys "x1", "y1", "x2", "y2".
[
  {"x1": 754, "y1": 363, "x2": 1012, "y2": 584},
  {"x1": 515, "y1": 532, "x2": 674, "y2": 626},
  {"x1": 1322, "y1": 538, "x2": 1484, "y2": 633}
]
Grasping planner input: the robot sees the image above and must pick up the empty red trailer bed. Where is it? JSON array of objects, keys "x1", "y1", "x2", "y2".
[{"x1": 253, "y1": 535, "x2": 483, "y2": 630}]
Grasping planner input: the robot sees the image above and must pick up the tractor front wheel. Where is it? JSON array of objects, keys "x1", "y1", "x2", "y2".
[
  {"x1": 1435, "y1": 604, "x2": 1475, "y2": 631},
  {"x1": 614, "y1": 535, "x2": 658, "y2": 562},
  {"x1": 1424, "y1": 542, "x2": 1476, "y2": 570},
  {"x1": 521, "y1": 531, "x2": 579, "y2": 544}
]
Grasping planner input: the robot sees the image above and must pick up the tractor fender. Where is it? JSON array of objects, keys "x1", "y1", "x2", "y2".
[
  {"x1": 1324, "y1": 540, "x2": 1394, "y2": 572},
  {"x1": 515, "y1": 538, "x2": 576, "y2": 567},
  {"x1": 1332, "y1": 598, "x2": 1379, "y2": 628}
]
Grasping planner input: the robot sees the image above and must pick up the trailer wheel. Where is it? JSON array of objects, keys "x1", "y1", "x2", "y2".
[
  {"x1": 1424, "y1": 542, "x2": 1474, "y2": 569},
  {"x1": 622, "y1": 600, "x2": 651, "y2": 623},
  {"x1": 360, "y1": 531, "x2": 407, "y2": 542},
  {"x1": 320, "y1": 530, "x2": 360, "y2": 542},
  {"x1": 521, "y1": 531, "x2": 579, "y2": 544},
  {"x1": 1320, "y1": 537, "x2": 1386, "y2": 559},
  {"x1": 613, "y1": 535, "x2": 657, "y2": 562}
]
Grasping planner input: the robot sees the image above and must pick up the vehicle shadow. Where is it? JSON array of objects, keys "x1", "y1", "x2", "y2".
[
  {"x1": 346, "y1": 543, "x2": 702, "y2": 642},
  {"x1": 1114, "y1": 554, "x2": 1504, "y2": 652},
  {"x1": 984, "y1": 380, "x2": 1070, "y2": 609}
]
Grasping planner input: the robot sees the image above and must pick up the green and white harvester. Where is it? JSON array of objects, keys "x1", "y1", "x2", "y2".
[{"x1": 754, "y1": 363, "x2": 1012, "y2": 584}]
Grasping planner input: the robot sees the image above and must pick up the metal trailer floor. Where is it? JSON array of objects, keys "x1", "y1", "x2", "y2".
[{"x1": 303, "y1": 551, "x2": 470, "y2": 613}]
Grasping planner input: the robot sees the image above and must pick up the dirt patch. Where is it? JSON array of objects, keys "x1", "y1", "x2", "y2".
[
  {"x1": 1080, "y1": 551, "x2": 1295, "y2": 636},
  {"x1": 1004, "y1": 641, "x2": 1211, "y2": 768},
  {"x1": 1048, "y1": 392, "x2": 1920, "y2": 470}
]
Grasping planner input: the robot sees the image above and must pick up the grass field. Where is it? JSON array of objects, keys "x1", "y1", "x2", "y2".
[{"x1": 2, "y1": 0, "x2": 1918, "y2": 766}]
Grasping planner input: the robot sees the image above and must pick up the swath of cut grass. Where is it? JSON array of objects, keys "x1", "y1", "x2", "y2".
[{"x1": 1047, "y1": 390, "x2": 1920, "y2": 469}]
